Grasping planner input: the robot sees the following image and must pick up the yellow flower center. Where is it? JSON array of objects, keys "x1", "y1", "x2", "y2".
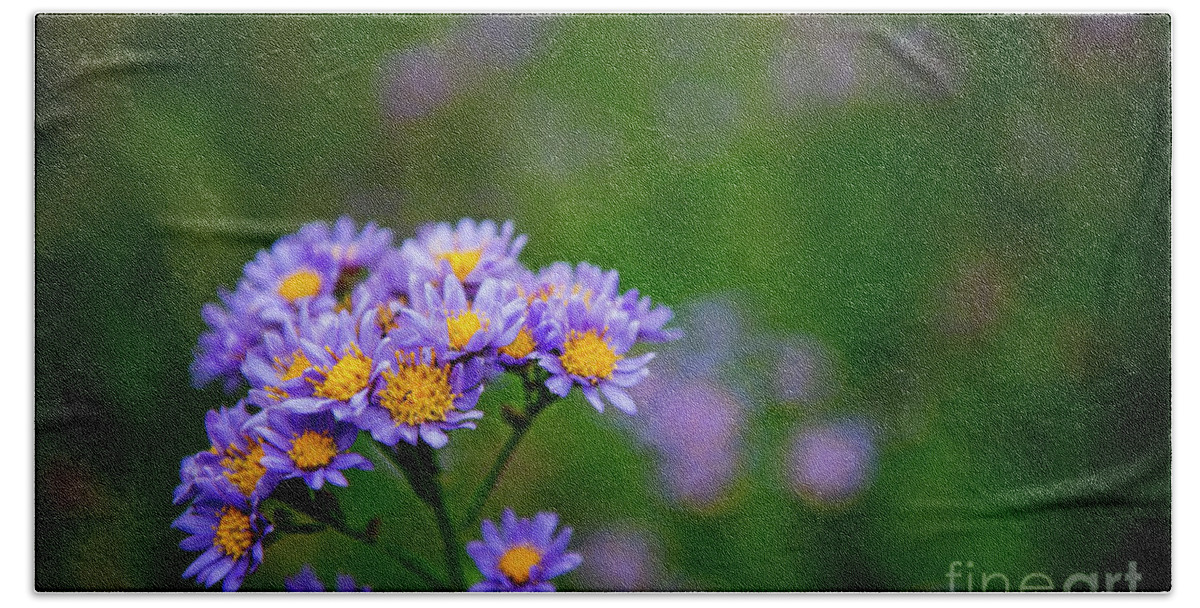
[
  {"x1": 377, "y1": 351, "x2": 459, "y2": 427},
  {"x1": 437, "y1": 249, "x2": 483, "y2": 282},
  {"x1": 446, "y1": 309, "x2": 484, "y2": 351},
  {"x1": 220, "y1": 440, "x2": 266, "y2": 497},
  {"x1": 499, "y1": 326, "x2": 536, "y2": 359},
  {"x1": 311, "y1": 344, "x2": 372, "y2": 401},
  {"x1": 559, "y1": 330, "x2": 620, "y2": 381},
  {"x1": 289, "y1": 430, "x2": 338, "y2": 471},
  {"x1": 213, "y1": 506, "x2": 253, "y2": 560},
  {"x1": 264, "y1": 350, "x2": 311, "y2": 401},
  {"x1": 277, "y1": 269, "x2": 322, "y2": 303},
  {"x1": 276, "y1": 350, "x2": 312, "y2": 382},
  {"x1": 498, "y1": 544, "x2": 542, "y2": 585}
]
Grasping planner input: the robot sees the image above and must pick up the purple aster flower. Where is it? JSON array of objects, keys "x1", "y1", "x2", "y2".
[
  {"x1": 191, "y1": 283, "x2": 273, "y2": 393},
  {"x1": 294, "y1": 215, "x2": 394, "y2": 276},
  {"x1": 496, "y1": 297, "x2": 562, "y2": 367},
  {"x1": 613, "y1": 287, "x2": 682, "y2": 343},
  {"x1": 517, "y1": 261, "x2": 619, "y2": 307},
  {"x1": 284, "y1": 564, "x2": 372, "y2": 592},
  {"x1": 397, "y1": 277, "x2": 526, "y2": 361},
  {"x1": 399, "y1": 218, "x2": 528, "y2": 290},
  {"x1": 192, "y1": 401, "x2": 278, "y2": 501},
  {"x1": 193, "y1": 219, "x2": 364, "y2": 394},
  {"x1": 538, "y1": 298, "x2": 651, "y2": 415},
  {"x1": 241, "y1": 300, "x2": 335, "y2": 409},
  {"x1": 284, "y1": 564, "x2": 325, "y2": 592},
  {"x1": 358, "y1": 248, "x2": 415, "y2": 307},
  {"x1": 353, "y1": 345, "x2": 485, "y2": 449},
  {"x1": 242, "y1": 231, "x2": 341, "y2": 313},
  {"x1": 173, "y1": 452, "x2": 223, "y2": 506},
  {"x1": 467, "y1": 509, "x2": 582, "y2": 592},
  {"x1": 281, "y1": 308, "x2": 390, "y2": 420},
  {"x1": 173, "y1": 479, "x2": 273, "y2": 592},
  {"x1": 259, "y1": 409, "x2": 373, "y2": 490},
  {"x1": 786, "y1": 419, "x2": 876, "y2": 504},
  {"x1": 522, "y1": 262, "x2": 679, "y2": 344}
]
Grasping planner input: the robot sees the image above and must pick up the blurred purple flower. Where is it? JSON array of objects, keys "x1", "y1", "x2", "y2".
[
  {"x1": 770, "y1": 36, "x2": 856, "y2": 104},
  {"x1": 577, "y1": 528, "x2": 663, "y2": 591},
  {"x1": 1067, "y1": 14, "x2": 1141, "y2": 60},
  {"x1": 285, "y1": 564, "x2": 371, "y2": 592},
  {"x1": 450, "y1": 15, "x2": 543, "y2": 71},
  {"x1": 380, "y1": 17, "x2": 545, "y2": 123},
  {"x1": 672, "y1": 294, "x2": 748, "y2": 378},
  {"x1": 771, "y1": 17, "x2": 959, "y2": 110},
  {"x1": 380, "y1": 46, "x2": 456, "y2": 121},
  {"x1": 770, "y1": 337, "x2": 832, "y2": 404},
  {"x1": 629, "y1": 375, "x2": 743, "y2": 508},
  {"x1": 786, "y1": 420, "x2": 876, "y2": 504}
]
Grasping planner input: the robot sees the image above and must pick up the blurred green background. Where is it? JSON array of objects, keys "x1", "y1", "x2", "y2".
[{"x1": 34, "y1": 13, "x2": 1170, "y2": 591}]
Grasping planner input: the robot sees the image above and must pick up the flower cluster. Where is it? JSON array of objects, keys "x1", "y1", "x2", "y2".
[{"x1": 173, "y1": 217, "x2": 678, "y2": 591}]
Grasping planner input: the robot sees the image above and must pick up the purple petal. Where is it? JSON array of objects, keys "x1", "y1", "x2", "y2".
[
  {"x1": 223, "y1": 557, "x2": 251, "y2": 591},
  {"x1": 542, "y1": 552, "x2": 583, "y2": 579},
  {"x1": 600, "y1": 383, "x2": 637, "y2": 415},
  {"x1": 419, "y1": 425, "x2": 449, "y2": 449},
  {"x1": 545, "y1": 374, "x2": 573, "y2": 397},
  {"x1": 325, "y1": 469, "x2": 349, "y2": 487},
  {"x1": 615, "y1": 352, "x2": 655, "y2": 371},
  {"x1": 581, "y1": 384, "x2": 605, "y2": 412}
]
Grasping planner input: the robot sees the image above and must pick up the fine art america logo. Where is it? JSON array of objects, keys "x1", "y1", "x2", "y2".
[{"x1": 946, "y1": 561, "x2": 1145, "y2": 592}]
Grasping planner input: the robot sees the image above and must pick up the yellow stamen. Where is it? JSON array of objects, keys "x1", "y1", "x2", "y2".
[
  {"x1": 276, "y1": 350, "x2": 312, "y2": 382},
  {"x1": 446, "y1": 309, "x2": 484, "y2": 351},
  {"x1": 333, "y1": 292, "x2": 354, "y2": 314},
  {"x1": 311, "y1": 343, "x2": 372, "y2": 401},
  {"x1": 437, "y1": 249, "x2": 483, "y2": 282},
  {"x1": 524, "y1": 284, "x2": 557, "y2": 304},
  {"x1": 278, "y1": 269, "x2": 322, "y2": 303},
  {"x1": 220, "y1": 440, "x2": 266, "y2": 497},
  {"x1": 213, "y1": 506, "x2": 253, "y2": 560},
  {"x1": 559, "y1": 330, "x2": 620, "y2": 382},
  {"x1": 377, "y1": 304, "x2": 400, "y2": 333},
  {"x1": 289, "y1": 430, "x2": 338, "y2": 471},
  {"x1": 498, "y1": 545, "x2": 542, "y2": 585},
  {"x1": 499, "y1": 327, "x2": 536, "y2": 360},
  {"x1": 331, "y1": 244, "x2": 358, "y2": 264},
  {"x1": 377, "y1": 351, "x2": 460, "y2": 427},
  {"x1": 571, "y1": 283, "x2": 594, "y2": 306}
]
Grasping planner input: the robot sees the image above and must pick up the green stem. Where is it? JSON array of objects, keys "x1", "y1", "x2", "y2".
[
  {"x1": 381, "y1": 442, "x2": 466, "y2": 590},
  {"x1": 426, "y1": 470, "x2": 466, "y2": 590},
  {"x1": 268, "y1": 496, "x2": 447, "y2": 588},
  {"x1": 326, "y1": 517, "x2": 449, "y2": 589},
  {"x1": 462, "y1": 372, "x2": 555, "y2": 529},
  {"x1": 463, "y1": 424, "x2": 530, "y2": 528}
]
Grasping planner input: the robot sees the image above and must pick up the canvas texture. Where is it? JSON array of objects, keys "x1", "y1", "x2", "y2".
[{"x1": 34, "y1": 13, "x2": 1170, "y2": 592}]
